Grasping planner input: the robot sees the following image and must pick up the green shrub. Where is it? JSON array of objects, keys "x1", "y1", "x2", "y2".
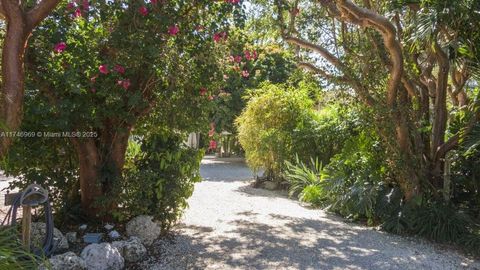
[
  {"x1": 299, "y1": 185, "x2": 324, "y2": 206},
  {"x1": 284, "y1": 156, "x2": 323, "y2": 199},
  {"x1": 119, "y1": 131, "x2": 203, "y2": 233},
  {"x1": 382, "y1": 201, "x2": 480, "y2": 254},
  {"x1": 236, "y1": 82, "x2": 317, "y2": 180},
  {"x1": 320, "y1": 130, "x2": 390, "y2": 224},
  {"x1": 0, "y1": 111, "x2": 81, "y2": 226}
]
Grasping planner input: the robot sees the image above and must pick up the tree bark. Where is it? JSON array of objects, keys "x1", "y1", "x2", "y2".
[
  {"x1": 0, "y1": 3, "x2": 28, "y2": 157},
  {"x1": 71, "y1": 128, "x2": 131, "y2": 219},
  {"x1": 430, "y1": 40, "x2": 449, "y2": 189},
  {"x1": 0, "y1": 0, "x2": 60, "y2": 157},
  {"x1": 71, "y1": 138, "x2": 103, "y2": 218}
]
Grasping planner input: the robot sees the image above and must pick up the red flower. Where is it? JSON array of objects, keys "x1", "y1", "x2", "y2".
[
  {"x1": 99, "y1": 64, "x2": 109, "y2": 74},
  {"x1": 234, "y1": 55, "x2": 242, "y2": 63},
  {"x1": 213, "y1": 32, "x2": 227, "y2": 43},
  {"x1": 74, "y1": 8, "x2": 82, "y2": 18},
  {"x1": 150, "y1": 0, "x2": 158, "y2": 4},
  {"x1": 54, "y1": 42, "x2": 67, "y2": 53},
  {"x1": 208, "y1": 140, "x2": 217, "y2": 150},
  {"x1": 117, "y1": 79, "x2": 131, "y2": 90},
  {"x1": 200, "y1": 88, "x2": 207, "y2": 96},
  {"x1": 244, "y1": 50, "x2": 251, "y2": 60},
  {"x1": 66, "y1": 2, "x2": 75, "y2": 10},
  {"x1": 168, "y1": 25, "x2": 180, "y2": 36},
  {"x1": 82, "y1": 0, "x2": 89, "y2": 12},
  {"x1": 114, "y1": 64, "x2": 125, "y2": 74},
  {"x1": 138, "y1": 6, "x2": 148, "y2": 16}
]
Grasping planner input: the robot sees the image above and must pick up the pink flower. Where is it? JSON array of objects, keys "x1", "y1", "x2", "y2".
[
  {"x1": 150, "y1": 0, "x2": 158, "y2": 4},
  {"x1": 252, "y1": 50, "x2": 258, "y2": 60},
  {"x1": 200, "y1": 88, "x2": 207, "y2": 96},
  {"x1": 241, "y1": 70, "x2": 250, "y2": 78},
  {"x1": 168, "y1": 25, "x2": 180, "y2": 36},
  {"x1": 66, "y1": 2, "x2": 75, "y2": 10},
  {"x1": 244, "y1": 50, "x2": 253, "y2": 60},
  {"x1": 117, "y1": 79, "x2": 131, "y2": 90},
  {"x1": 90, "y1": 74, "x2": 98, "y2": 83},
  {"x1": 99, "y1": 64, "x2": 109, "y2": 74},
  {"x1": 208, "y1": 140, "x2": 217, "y2": 150},
  {"x1": 234, "y1": 55, "x2": 242, "y2": 63},
  {"x1": 213, "y1": 32, "x2": 227, "y2": 43},
  {"x1": 208, "y1": 95, "x2": 215, "y2": 101},
  {"x1": 225, "y1": 0, "x2": 240, "y2": 4},
  {"x1": 82, "y1": 0, "x2": 89, "y2": 12},
  {"x1": 223, "y1": 74, "x2": 229, "y2": 80},
  {"x1": 54, "y1": 42, "x2": 67, "y2": 53},
  {"x1": 74, "y1": 8, "x2": 82, "y2": 18},
  {"x1": 114, "y1": 64, "x2": 125, "y2": 74},
  {"x1": 138, "y1": 6, "x2": 148, "y2": 16}
]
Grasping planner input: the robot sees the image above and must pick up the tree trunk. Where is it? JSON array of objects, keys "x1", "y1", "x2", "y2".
[
  {"x1": 71, "y1": 138, "x2": 103, "y2": 218},
  {"x1": 430, "y1": 41, "x2": 449, "y2": 189},
  {"x1": 71, "y1": 128, "x2": 130, "y2": 219},
  {"x1": 0, "y1": 0, "x2": 61, "y2": 157},
  {"x1": 0, "y1": 14, "x2": 28, "y2": 157}
]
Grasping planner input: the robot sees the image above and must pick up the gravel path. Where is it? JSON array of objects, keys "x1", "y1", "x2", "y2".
[{"x1": 139, "y1": 156, "x2": 480, "y2": 270}]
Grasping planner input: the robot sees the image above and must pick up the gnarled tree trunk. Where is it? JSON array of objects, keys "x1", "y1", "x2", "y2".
[{"x1": 71, "y1": 127, "x2": 131, "y2": 219}]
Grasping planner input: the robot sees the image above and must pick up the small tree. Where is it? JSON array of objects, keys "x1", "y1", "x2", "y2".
[{"x1": 5, "y1": 0, "x2": 243, "y2": 219}]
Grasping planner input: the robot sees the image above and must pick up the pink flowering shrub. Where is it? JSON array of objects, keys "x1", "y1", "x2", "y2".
[{"x1": 17, "y1": 0, "x2": 245, "y2": 220}]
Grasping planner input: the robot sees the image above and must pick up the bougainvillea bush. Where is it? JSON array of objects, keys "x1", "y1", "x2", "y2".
[{"x1": 2, "y1": 0, "x2": 244, "y2": 221}]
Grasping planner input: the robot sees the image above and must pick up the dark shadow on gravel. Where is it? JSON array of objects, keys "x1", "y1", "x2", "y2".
[
  {"x1": 235, "y1": 184, "x2": 289, "y2": 198},
  {"x1": 140, "y1": 215, "x2": 433, "y2": 270}
]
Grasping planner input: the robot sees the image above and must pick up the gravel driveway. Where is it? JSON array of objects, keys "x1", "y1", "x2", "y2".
[{"x1": 139, "y1": 156, "x2": 480, "y2": 270}]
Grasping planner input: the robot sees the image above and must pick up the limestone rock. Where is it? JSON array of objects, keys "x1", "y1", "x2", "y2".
[
  {"x1": 66, "y1": 232, "x2": 77, "y2": 243},
  {"x1": 112, "y1": 236, "x2": 147, "y2": 263},
  {"x1": 126, "y1": 215, "x2": 161, "y2": 245},
  {"x1": 31, "y1": 222, "x2": 69, "y2": 251},
  {"x1": 263, "y1": 181, "x2": 278, "y2": 190},
  {"x1": 40, "y1": 252, "x2": 86, "y2": 270},
  {"x1": 80, "y1": 243, "x2": 124, "y2": 270}
]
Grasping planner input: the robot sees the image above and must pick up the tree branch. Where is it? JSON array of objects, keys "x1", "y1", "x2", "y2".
[
  {"x1": 26, "y1": 0, "x2": 61, "y2": 30},
  {"x1": 298, "y1": 62, "x2": 345, "y2": 81},
  {"x1": 335, "y1": 0, "x2": 404, "y2": 108}
]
